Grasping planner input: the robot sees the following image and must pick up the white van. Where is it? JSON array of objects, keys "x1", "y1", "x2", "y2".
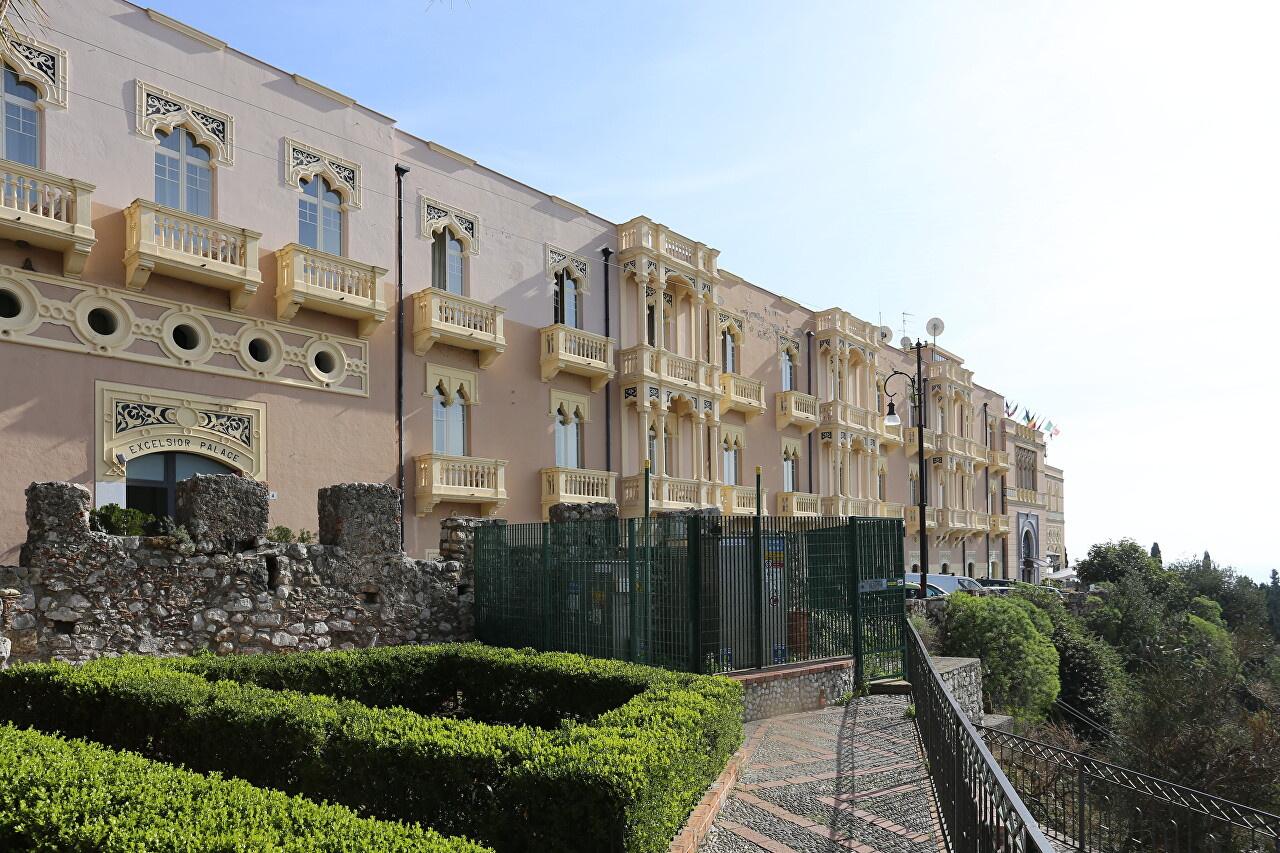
[{"x1": 904, "y1": 573, "x2": 985, "y2": 595}]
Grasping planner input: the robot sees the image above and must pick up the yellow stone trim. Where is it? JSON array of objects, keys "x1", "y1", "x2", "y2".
[
  {"x1": 136, "y1": 81, "x2": 234, "y2": 166},
  {"x1": 95, "y1": 380, "x2": 266, "y2": 483},
  {"x1": 549, "y1": 389, "x2": 591, "y2": 422},
  {"x1": 721, "y1": 424, "x2": 746, "y2": 450},
  {"x1": 145, "y1": 10, "x2": 227, "y2": 50},
  {"x1": 426, "y1": 364, "x2": 478, "y2": 404},
  {"x1": 781, "y1": 437, "x2": 802, "y2": 460},
  {"x1": 0, "y1": 269, "x2": 369, "y2": 396},
  {"x1": 292, "y1": 74, "x2": 355, "y2": 106},
  {"x1": 1, "y1": 30, "x2": 68, "y2": 108},
  {"x1": 427, "y1": 141, "x2": 476, "y2": 167},
  {"x1": 550, "y1": 196, "x2": 589, "y2": 216}
]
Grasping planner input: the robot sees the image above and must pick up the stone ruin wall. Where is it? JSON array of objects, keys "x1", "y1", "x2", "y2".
[{"x1": 0, "y1": 476, "x2": 487, "y2": 665}]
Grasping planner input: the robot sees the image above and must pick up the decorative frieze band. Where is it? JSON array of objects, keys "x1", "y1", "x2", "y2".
[
  {"x1": 420, "y1": 197, "x2": 479, "y2": 253},
  {"x1": 2, "y1": 31, "x2": 67, "y2": 108},
  {"x1": 136, "y1": 81, "x2": 233, "y2": 165},
  {"x1": 284, "y1": 138, "x2": 360, "y2": 208}
]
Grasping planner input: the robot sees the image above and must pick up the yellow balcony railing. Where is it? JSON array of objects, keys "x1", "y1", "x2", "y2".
[
  {"x1": 988, "y1": 449, "x2": 1012, "y2": 472},
  {"x1": 276, "y1": 243, "x2": 387, "y2": 338},
  {"x1": 721, "y1": 484, "x2": 768, "y2": 515},
  {"x1": 1004, "y1": 486, "x2": 1048, "y2": 507},
  {"x1": 412, "y1": 288, "x2": 506, "y2": 366},
  {"x1": 414, "y1": 453, "x2": 507, "y2": 516},
  {"x1": 619, "y1": 474, "x2": 718, "y2": 513},
  {"x1": 125, "y1": 200, "x2": 261, "y2": 309},
  {"x1": 928, "y1": 360, "x2": 973, "y2": 387},
  {"x1": 540, "y1": 467, "x2": 617, "y2": 516},
  {"x1": 820, "y1": 496, "x2": 871, "y2": 517},
  {"x1": 618, "y1": 345, "x2": 717, "y2": 392},
  {"x1": 906, "y1": 427, "x2": 935, "y2": 454},
  {"x1": 877, "y1": 501, "x2": 905, "y2": 519},
  {"x1": 990, "y1": 513, "x2": 1012, "y2": 534},
  {"x1": 819, "y1": 400, "x2": 875, "y2": 433},
  {"x1": 719, "y1": 373, "x2": 766, "y2": 420},
  {"x1": 775, "y1": 390, "x2": 819, "y2": 434},
  {"x1": 0, "y1": 160, "x2": 95, "y2": 278},
  {"x1": 905, "y1": 506, "x2": 937, "y2": 531},
  {"x1": 935, "y1": 433, "x2": 964, "y2": 456},
  {"x1": 539, "y1": 324, "x2": 614, "y2": 391},
  {"x1": 879, "y1": 420, "x2": 904, "y2": 448},
  {"x1": 777, "y1": 491, "x2": 820, "y2": 516}
]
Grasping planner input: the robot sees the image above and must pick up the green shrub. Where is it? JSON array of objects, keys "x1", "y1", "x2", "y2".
[
  {"x1": 1053, "y1": 626, "x2": 1126, "y2": 734},
  {"x1": 939, "y1": 594, "x2": 1060, "y2": 721},
  {"x1": 0, "y1": 644, "x2": 743, "y2": 853},
  {"x1": 89, "y1": 503, "x2": 153, "y2": 536},
  {"x1": 0, "y1": 724, "x2": 489, "y2": 852},
  {"x1": 267, "y1": 524, "x2": 297, "y2": 543}
]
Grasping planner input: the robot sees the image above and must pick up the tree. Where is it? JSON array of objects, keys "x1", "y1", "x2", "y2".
[
  {"x1": 1075, "y1": 539, "x2": 1159, "y2": 586},
  {"x1": 1150, "y1": 542, "x2": 1162, "y2": 565},
  {"x1": 1203, "y1": 550, "x2": 1213, "y2": 571},
  {"x1": 939, "y1": 594, "x2": 1060, "y2": 721}
]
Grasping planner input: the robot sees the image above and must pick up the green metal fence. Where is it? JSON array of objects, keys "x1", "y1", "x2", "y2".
[{"x1": 474, "y1": 515, "x2": 906, "y2": 678}]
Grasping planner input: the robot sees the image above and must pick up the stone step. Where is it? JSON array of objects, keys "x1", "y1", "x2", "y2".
[{"x1": 868, "y1": 679, "x2": 912, "y2": 695}]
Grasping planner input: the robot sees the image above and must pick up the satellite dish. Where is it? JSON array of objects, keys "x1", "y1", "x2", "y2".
[
  {"x1": 877, "y1": 325, "x2": 893, "y2": 342},
  {"x1": 899, "y1": 336, "x2": 913, "y2": 350},
  {"x1": 927, "y1": 317, "x2": 945, "y2": 339}
]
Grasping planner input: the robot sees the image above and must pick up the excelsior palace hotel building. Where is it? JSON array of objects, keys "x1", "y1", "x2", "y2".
[{"x1": 0, "y1": 0, "x2": 1064, "y2": 581}]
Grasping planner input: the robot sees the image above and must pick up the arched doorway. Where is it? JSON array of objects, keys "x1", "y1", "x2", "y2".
[
  {"x1": 1022, "y1": 529, "x2": 1036, "y2": 583},
  {"x1": 126, "y1": 451, "x2": 235, "y2": 519}
]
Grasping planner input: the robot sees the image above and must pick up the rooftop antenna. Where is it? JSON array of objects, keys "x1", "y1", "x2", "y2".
[
  {"x1": 877, "y1": 324, "x2": 893, "y2": 344},
  {"x1": 926, "y1": 317, "x2": 945, "y2": 347},
  {"x1": 900, "y1": 311, "x2": 914, "y2": 340}
]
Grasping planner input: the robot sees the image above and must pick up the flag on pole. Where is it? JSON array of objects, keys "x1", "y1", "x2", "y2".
[{"x1": 1005, "y1": 401, "x2": 1019, "y2": 418}]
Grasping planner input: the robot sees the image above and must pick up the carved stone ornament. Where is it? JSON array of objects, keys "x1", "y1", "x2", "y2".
[
  {"x1": 546, "y1": 245, "x2": 590, "y2": 292},
  {"x1": 2, "y1": 31, "x2": 66, "y2": 108},
  {"x1": 136, "y1": 81, "x2": 234, "y2": 165},
  {"x1": 420, "y1": 196, "x2": 479, "y2": 253},
  {"x1": 283, "y1": 138, "x2": 360, "y2": 208}
]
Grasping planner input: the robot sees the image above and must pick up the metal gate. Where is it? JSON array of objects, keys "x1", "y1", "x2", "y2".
[{"x1": 474, "y1": 514, "x2": 905, "y2": 679}]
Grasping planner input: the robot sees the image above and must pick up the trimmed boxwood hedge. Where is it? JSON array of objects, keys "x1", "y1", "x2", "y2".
[
  {"x1": 0, "y1": 723, "x2": 490, "y2": 852},
  {"x1": 0, "y1": 644, "x2": 743, "y2": 853}
]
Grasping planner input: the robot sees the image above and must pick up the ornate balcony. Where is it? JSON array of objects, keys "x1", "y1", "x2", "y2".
[
  {"x1": 968, "y1": 440, "x2": 989, "y2": 466},
  {"x1": 414, "y1": 453, "x2": 507, "y2": 516},
  {"x1": 618, "y1": 345, "x2": 718, "y2": 395},
  {"x1": 973, "y1": 511, "x2": 991, "y2": 531},
  {"x1": 775, "y1": 390, "x2": 819, "y2": 434},
  {"x1": 906, "y1": 427, "x2": 935, "y2": 455},
  {"x1": 1004, "y1": 486, "x2": 1048, "y2": 507},
  {"x1": 539, "y1": 324, "x2": 614, "y2": 391},
  {"x1": 815, "y1": 308, "x2": 879, "y2": 351},
  {"x1": 934, "y1": 433, "x2": 965, "y2": 457},
  {"x1": 124, "y1": 200, "x2": 261, "y2": 309},
  {"x1": 988, "y1": 449, "x2": 1012, "y2": 473},
  {"x1": 876, "y1": 502, "x2": 905, "y2": 520},
  {"x1": 619, "y1": 474, "x2": 718, "y2": 514},
  {"x1": 0, "y1": 161, "x2": 95, "y2": 278},
  {"x1": 820, "y1": 496, "x2": 872, "y2": 517},
  {"x1": 617, "y1": 216, "x2": 718, "y2": 277},
  {"x1": 936, "y1": 508, "x2": 962, "y2": 529},
  {"x1": 721, "y1": 484, "x2": 768, "y2": 515},
  {"x1": 819, "y1": 400, "x2": 876, "y2": 434},
  {"x1": 540, "y1": 467, "x2": 617, "y2": 517},
  {"x1": 990, "y1": 513, "x2": 1012, "y2": 535},
  {"x1": 928, "y1": 360, "x2": 973, "y2": 388},
  {"x1": 719, "y1": 373, "x2": 766, "y2": 420},
  {"x1": 879, "y1": 420, "x2": 904, "y2": 449},
  {"x1": 276, "y1": 244, "x2": 387, "y2": 338},
  {"x1": 777, "y1": 491, "x2": 820, "y2": 516},
  {"x1": 412, "y1": 288, "x2": 505, "y2": 365},
  {"x1": 905, "y1": 506, "x2": 937, "y2": 532}
]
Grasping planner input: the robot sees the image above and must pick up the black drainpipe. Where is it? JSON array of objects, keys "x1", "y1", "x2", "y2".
[
  {"x1": 601, "y1": 247, "x2": 613, "y2": 473},
  {"x1": 983, "y1": 401, "x2": 990, "y2": 575},
  {"x1": 806, "y1": 330, "x2": 815, "y2": 493},
  {"x1": 394, "y1": 163, "x2": 409, "y2": 550}
]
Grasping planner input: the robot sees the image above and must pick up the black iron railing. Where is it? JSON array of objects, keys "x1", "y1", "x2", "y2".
[
  {"x1": 906, "y1": 621, "x2": 1057, "y2": 852},
  {"x1": 982, "y1": 728, "x2": 1280, "y2": 853}
]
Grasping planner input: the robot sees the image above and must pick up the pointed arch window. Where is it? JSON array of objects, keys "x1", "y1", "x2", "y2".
[
  {"x1": 723, "y1": 436, "x2": 741, "y2": 485},
  {"x1": 432, "y1": 227, "x2": 466, "y2": 294},
  {"x1": 782, "y1": 447, "x2": 799, "y2": 493},
  {"x1": 155, "y1": 128, "x2": 212, "y2": 217},
  {"x1": 647, "y1": 424, "x2": 659, "y2": 470},
  {"x1": 432, "y1": 380, "x2": 469, "y2": 456},
  {"x1": 721, "y1": 328, "x2": 737, "y2": 373},
  {"x1": 298, "y1": 176, "x2": 343, "y2": 255},
  {"x1": 554, "y1": 403, "x2": 584, "y2": 468},
  {"x1": 781, "y1": 350, "x2": 797, "y2": 391},
  {"x1": 2, "y1": 65, "x2": 38, "y2": 167},
  {"x1": 554, "y1": 270, "x2": 581, "y2": 328}
]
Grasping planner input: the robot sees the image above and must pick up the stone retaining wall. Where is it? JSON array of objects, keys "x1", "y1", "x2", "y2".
[
  {"x1": 1, "y1": 478, "x2": 476, "y2": 665},
  {"x1": 931, "y1": 656, "x2": 983, "y2": 723},
  {"x1": 732, "y1": 659, "x2": 859, "y2": 722}
]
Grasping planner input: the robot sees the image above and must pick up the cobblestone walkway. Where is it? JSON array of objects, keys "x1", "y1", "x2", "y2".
[{"x1": 703, "y1": 695, "x2": 945, "y2": 853}]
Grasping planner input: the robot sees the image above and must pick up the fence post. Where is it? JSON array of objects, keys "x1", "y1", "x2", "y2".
[
  {"x1": 628, "y1": 518, "x2": 639, "y2": 664},
  {"x1": 753, "y1": 513, "x2": 765, "y2": 669},
  {"x1": 687, "y1": 515, "x2": 703, "y2": 673},
  {"x1": 540, "y1": 522, "x2": 552, "y2": 652},
  {"x1": 850, "y1": 520, "x2": 864, "y2": 686},
  {"x1": 1077, "y1": 764, "x2": 1087, "y2": 851}
]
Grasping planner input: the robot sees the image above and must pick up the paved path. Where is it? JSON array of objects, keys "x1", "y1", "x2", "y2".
[{"x1": 703, "y1": 695, "x2": 945, "y2": 853}]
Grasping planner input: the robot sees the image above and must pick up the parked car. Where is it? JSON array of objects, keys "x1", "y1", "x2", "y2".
[
  {"x1": 905, "y1": 573, "x2": 985, "y2": 595},
  {"x1": 904, "y1": 582, "x2": 949, "y2": 598}
]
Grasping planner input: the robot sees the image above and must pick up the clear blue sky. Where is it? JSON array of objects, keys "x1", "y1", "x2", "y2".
[{"x1": 143, "y1": 0, "x2": 1280, "y2": 582}]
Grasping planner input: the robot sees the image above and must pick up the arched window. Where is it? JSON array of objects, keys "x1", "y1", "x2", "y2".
[
  {"x1": 782, "y1": 447, "x2": 798, "y2": 493},
  {"x1": 664, "y1": 423, "x2": 675, "y2": 476},
  {"x1": 554, "y1": 404, "x2": 583, "y2": 468},
  {"x1": 941, "y1": 563, "x2": 950, "y2": 575},
  {"x1": 554, "y1": 270, "x2": 580, "y2": 328},
  {"x1": 432, "y1": 228, "x2": 465, "y2": 294},
  {"x1": 2, "y1": 65, "x2": 38, "y2": 167},
  {"x1": 298, "y1": 176, "x2": 343, "y2": 255},
  {"x1": 432, "y1": 381, "x2": 468, "y2": 456},
  {"x1": 126, "y1": 451, "x2": 234, "y2": 519},
  {"x1": 647, "y1": 424, "x2": 659, "y2": 471},
  {"x1": 781, "y1": 350, "x2": 797, "y2": 392},
  {"x1": 646, "y1": 303, "x2": 657, "y2": 347},
  {"x1": 722, "y1": 436, "x2": 740, "y2": 485},
  {"x1": 155, "y1": 128, "x2": 212, "y2": 217},
  {"x1": 721, "y1": 329, "x2": 737, "y2": 373},
  {"x1": 877, "y1": 472, "x2": 886, "y2": 501}
]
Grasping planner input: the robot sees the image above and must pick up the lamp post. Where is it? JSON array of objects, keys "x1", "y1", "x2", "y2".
[{"x1": 883, "y1": 341, "x2": 930, "y2": 600}]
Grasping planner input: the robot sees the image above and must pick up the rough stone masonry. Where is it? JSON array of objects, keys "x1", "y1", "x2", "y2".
[{"x1": 0, "y1": 476, "x2": 478, "y2": 665}]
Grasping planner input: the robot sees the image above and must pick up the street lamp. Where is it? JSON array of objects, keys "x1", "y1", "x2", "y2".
[{"x1": 883, "y1": 340, "x2": 930, "y2": 600}]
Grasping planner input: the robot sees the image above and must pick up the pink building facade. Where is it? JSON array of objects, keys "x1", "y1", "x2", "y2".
[{"x1": 0, "y1": 0, "x2": 1063, "y2": 580}]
